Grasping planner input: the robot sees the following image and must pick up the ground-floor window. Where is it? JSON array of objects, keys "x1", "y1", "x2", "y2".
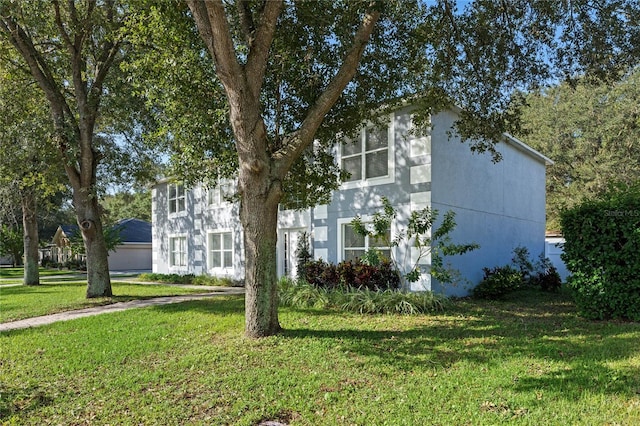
[
  {"x1": 342, "y1": 223, "x2": 391, "y2": 262},
  {"x1": 169, "y1": 236, "x2": 187, "y2": 267},
  {"x1": 208, "y1": 231, "x2": 233, "y2": 269}
]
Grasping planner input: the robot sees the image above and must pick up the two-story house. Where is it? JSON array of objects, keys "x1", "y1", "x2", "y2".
[{"x1": 151, "y1": 105, "x2": 552, "y2": 296}]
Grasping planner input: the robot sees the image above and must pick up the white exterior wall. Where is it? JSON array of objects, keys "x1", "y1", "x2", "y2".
[
  {"x1": 430, "y1": 110, "x2": 548, "y2": 296},
  {"x1": 545, "y1": 237, "x2": 570, "y2": 282},
  {"x1": 150, "y1": 107, "x2": 550, "y2": 297}
]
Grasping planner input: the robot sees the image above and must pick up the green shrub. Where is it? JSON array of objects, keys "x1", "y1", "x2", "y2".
[
  {"x1": 338, "y1": 289, "x2": 448, "y2": 314},
  {"x1": 137, "y1": 273, "x2": 195, "y2": 284},
  {"x1": 509, "y1": 246, "x2": 563, "y2": 292},
  {"x1": 138, "y1": 273, "x2": 243, "y2": 286},
  {"x1": 64, "y1": 258, "x2": 86, "y2": 271},
  {"x1": 560, "y1": 183, "x2": 640, "y2": 320},
  {"x1": 532, "y1": 261, "x2": 562, "y2": 292},
  {"x1": 191, "y1": 275, "x2": 243, "y2": 287},
  {"x1": 472, "y1": 266, "x2": 522, "y2": 300},
  {"x1": 278, "y1": 278, "x2": 330, "y2": 309}
]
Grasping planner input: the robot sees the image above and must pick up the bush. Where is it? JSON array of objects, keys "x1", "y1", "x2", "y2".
[
  {"x1": 278, "y1": 277, "x2": 330, "y2": 309},
  {"x1": 532, "y1": 262, "x2": 562, "y2": 292},
  {"x1": 137, "y1": 273, "x2": 244, "y2": 286},
  {"x1": 560, "y1": 183, "x2": 640, "y2": 320},
  {"x1": 510, "y1": 246, "x2": 563, "y2": 292},
  {"x1": 472, "y1": 266, "x2": 522, "y2": 300},
  {"x1": 192, "y1": 275, "x2": 243, "y2": 287},
  {"x1": 338, "y1": 289, "x2": 448, "y2": 314},
  {"x1": 64, "y1": 258, "x2": 86, "y2": 271},
  {"x1": 137, "y1": 273, "x2": 195, "y2": 284},
  {"x1": 301, "y1": 258, "x2": 400, "y2": 291}
]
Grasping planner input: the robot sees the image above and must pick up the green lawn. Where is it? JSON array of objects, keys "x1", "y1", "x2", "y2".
[
  {"x1": 0, "y1": 267, "x2": 82, "y2": 284},
  {"x1": 0, "y1": 280, "x2": 206, "y2": 323},
  {"x1": 1, "y1": 289, "x2": 639, "y2": 425}
]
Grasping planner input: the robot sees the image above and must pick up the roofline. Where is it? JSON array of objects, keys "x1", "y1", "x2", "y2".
[{"x1": 503, "y1": 133, "x2": 554, "y2": 166}]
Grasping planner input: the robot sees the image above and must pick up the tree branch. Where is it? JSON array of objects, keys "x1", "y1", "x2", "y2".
[
  {"x1": 186, "y1": 0, "x2": 243, "y2": 91},
  {"x1": 245, "y1": 0, "x2": 283, "y2": 98},
  {"x1": 1, "y1": 8, "x2": 82, "y2": 187},
  {"x1": 272, "y1": 6, "x2": 381, "y2": 178},
  {"x1": 236, "y1": 0, "x2": 255, "y2": 45},
  {"x1": 52, "y1": 0, "x2": 74, "y2": 51}
]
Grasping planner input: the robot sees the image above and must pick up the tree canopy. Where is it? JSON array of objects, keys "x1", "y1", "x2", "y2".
[{"x1": 518, "y1": 69, "x2": 640, "y2": 230}]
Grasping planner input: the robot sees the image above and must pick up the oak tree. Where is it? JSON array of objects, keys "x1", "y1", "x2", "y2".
[
  {"x1": 518, "y1": 70, "x2": 640, "y2": 230},
  {"x1": 1, "y1": 0, "x2": 127, "y2": 296}
]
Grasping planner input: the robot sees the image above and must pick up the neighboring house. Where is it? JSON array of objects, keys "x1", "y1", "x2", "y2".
[
  {"x1": 108, "y1": 218, "x2": 152, "y2": 271},
  {"x1": 545, "y1": 232, "x2": 570, "y2": 282},
  {"x1": 51, "y1": 224, "x2": 82, "y2": 265},
  {"x1": 151, "y1": 106, "x2": 552, "y2": 296},
  {"x1": 51, "y1": 218, "x2": 152, "y2": 271}
]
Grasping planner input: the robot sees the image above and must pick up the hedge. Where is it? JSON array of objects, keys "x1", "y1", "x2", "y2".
[{"x1": 560, "y1": 184, "x2": 640, "y2": 320}]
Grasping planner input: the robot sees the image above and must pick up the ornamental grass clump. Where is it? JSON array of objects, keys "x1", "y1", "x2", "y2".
[{"x1": 278, "y1": 278, "x2": 448, "y2": 315}]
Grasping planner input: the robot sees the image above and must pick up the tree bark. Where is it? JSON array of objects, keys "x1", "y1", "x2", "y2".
[
  {"x1": 73, "y1": 189, "x2": 112, "y2": 298},
  {"x1": 21, "y1": 190, "x2": 40, "y2": 286},
  {"x1": 241, "y1": 175, "x2": 282, "y2": 337}
]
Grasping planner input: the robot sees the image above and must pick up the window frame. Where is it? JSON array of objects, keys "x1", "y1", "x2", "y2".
[
  {"x1": 168, "y1": 183, "x2": 186, "y2": 216},
  {"x1": 207, "y1": 230, "x2": 234, "y2": 271},
  {"x1": 168, "y1": 235, "x2": 187, "y2": 269},
  {"x1": 207, "y1": 180, "x2": 235, "y2": 207},
  {"x1": 339, "y1": 113, "x2": 395, "y2": 188},
  {"x1": 337, "y1": 218, "x2": 392, "y2": 263}
]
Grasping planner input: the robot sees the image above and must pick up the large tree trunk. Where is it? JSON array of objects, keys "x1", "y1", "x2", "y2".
[
  {"x1": 21, "y1": 190, "x2": 40, "y2": 286},
  {"x1": 74, "y1": 191, "x2": 112, "y2": 298},
  {"x1": 240, "y1": 171, "x2": 282, "y2": 338}
]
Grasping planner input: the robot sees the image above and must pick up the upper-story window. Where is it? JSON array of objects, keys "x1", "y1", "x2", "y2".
[
  {"x1": 340, "y1": 114, "x2": 394, "y2": 186},
  {"x1": 208, "y1": 180, "x2": 234, "y2": 206},
  {"x1": 168, "y1": 183, "x2": 186, "y2": 214},
  {"x1": 208, "y1": 231, "x2": 233, "y2": 269}
]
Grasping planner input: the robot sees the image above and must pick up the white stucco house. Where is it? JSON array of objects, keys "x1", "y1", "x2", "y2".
[{"x1": 151, "y1": 106, "x2": 552, "y2": 296}]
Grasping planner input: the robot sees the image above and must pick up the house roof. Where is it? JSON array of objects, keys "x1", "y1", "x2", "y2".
[
  {"x1": 60, "y1": 224, "x2": 79, "y2": 237},
  {"x1": 115, "y1": 218, "x2": 152, "y2": 243},
  {"x1": 52, "y1": 219, "x2": 152, "y2": 245}
]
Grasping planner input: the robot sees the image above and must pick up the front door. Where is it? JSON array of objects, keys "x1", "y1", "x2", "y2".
[{"x1": 278, "y1": 228, "x2": 307, "y2": 279}]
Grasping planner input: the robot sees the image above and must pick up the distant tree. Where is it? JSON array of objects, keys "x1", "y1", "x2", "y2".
[
  {"x1": 1, "y1": 1, "x2": 160, "y2": 295},
  {"x1": 0, "y1": 47, "x2": 65, "y2": 284},
  {"x1": 101, "y1": 191, "x2": 152, "y2": 223},
  {"x1": 0, "y1": 224, "x2": 22, "y2": 267},
  {"x1": 518, "y1": 70, "x2": 640, "y2": 230}
]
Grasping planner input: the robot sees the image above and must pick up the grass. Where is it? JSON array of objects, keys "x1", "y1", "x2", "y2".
[
  {"x1": 0, "y1": 268, "x2": 81, "y2": 283},
  {"x1": 0, "y1": 278, "x2": 207, "y2": 323},
  {"x1": 1, "y1": 288, "x2": 639, "y2": 425}
]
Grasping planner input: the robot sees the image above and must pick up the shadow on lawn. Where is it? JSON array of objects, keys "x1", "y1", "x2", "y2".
[
  {"x1": 0, "y1": 383, "x2": 55, "y2": 419},
  {"x1": 283, "y1": 291, "x2": 640, "y2": 399},
  {"x1": 151, "y1": 296, "x2": 246, "y2": 317}
]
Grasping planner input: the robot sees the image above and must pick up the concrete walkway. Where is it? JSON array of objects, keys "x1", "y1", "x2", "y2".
[{"x1": 0, "y1": 286, "x2": 245, "y2": 333}]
